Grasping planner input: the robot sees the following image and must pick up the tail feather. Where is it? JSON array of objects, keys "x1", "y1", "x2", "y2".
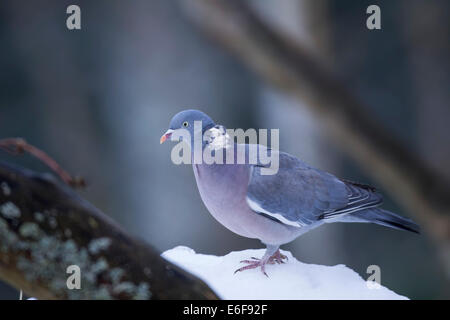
[{"x1": 350, "y1": 208, "x2": 420, "y2": 234}]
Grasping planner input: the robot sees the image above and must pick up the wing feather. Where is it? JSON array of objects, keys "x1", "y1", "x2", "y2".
[{"x1": 246, "y1": 150, "x2": 383, "y2": 227}]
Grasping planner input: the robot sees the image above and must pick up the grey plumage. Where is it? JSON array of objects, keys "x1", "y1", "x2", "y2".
[
  {"x1": 247, "y1": 151, "x2": 419, "y2": 234},
  {"x1": 161, "y1": 110, "x2": 420, "y2": 275}
]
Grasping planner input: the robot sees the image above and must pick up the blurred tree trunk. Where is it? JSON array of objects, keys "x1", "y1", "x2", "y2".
[
  {"x1": 401, "y1": 0, "x2": 450, "y2": 181},
  {"x1": 2, "y1": 1, "x2": 115, "y2": 216},
  {"x1": 401, "y1": 0, "x2": 450, "y2": 289}
]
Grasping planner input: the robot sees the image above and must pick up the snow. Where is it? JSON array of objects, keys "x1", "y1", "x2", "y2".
[{"x1": 162, "y1": 246, "x2": 408, "y2": 300}]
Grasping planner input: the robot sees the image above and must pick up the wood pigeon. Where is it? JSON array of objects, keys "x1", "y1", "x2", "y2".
[{"x1": 160, "y1": 110, "x2": 419, "y2": 276}]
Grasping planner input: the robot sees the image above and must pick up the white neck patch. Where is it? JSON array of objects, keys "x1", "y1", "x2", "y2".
[{"x1": 204, "y1": 126, "x2": 231, "y2": 150}]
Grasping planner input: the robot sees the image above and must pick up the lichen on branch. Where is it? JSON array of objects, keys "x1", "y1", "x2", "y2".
[{"x1": 0, "y1": 161, "x2": 218, "y2": 300}]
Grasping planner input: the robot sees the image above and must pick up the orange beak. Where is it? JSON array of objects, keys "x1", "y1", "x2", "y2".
[{"x1": 160, "y1": 129, "x2": 174, "y2": 144}]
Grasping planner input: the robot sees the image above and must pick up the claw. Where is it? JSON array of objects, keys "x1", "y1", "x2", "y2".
[
  {"x1": 234, "y1": 261, "x2": 269, "y2": 277},
  {"x1": 239, "y1": 259, "x2": 257, "y2": 264},
  {"x1": 234, "y1": 249, "x2": 288, "y2": 276},
  {"x1": 234, "y1": 261, "x2": 260, "y2": 273}
]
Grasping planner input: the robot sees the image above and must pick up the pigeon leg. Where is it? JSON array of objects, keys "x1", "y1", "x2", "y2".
[{"x1": 234, "y1": 245, "x2": 286, "y2": 276}]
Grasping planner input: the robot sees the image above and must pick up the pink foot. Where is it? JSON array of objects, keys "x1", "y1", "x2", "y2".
[
  {"x1": 234, "y1": 250, "x2": 288, "y2": 277},
  {"x1": 270, "y1": 250, "x2": 288, "y2": 264}
]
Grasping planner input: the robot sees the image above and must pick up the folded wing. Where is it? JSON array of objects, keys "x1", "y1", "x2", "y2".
[{"x1": 246, "y1": 151, "x2": 383, "y2": 227}]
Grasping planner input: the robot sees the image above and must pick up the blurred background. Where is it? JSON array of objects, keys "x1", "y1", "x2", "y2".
[{"x1": 0, "y1": 0, "x2": 449, "y2": 299}]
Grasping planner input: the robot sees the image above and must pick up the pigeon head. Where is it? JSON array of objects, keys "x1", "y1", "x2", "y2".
[{"x1": 160, "y1": 109, "x2": 216, "y2": 144}]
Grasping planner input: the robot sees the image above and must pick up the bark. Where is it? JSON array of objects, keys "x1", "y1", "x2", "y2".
[{"x1": 0, "y1": 161, "x2": 218, "y2": 300}]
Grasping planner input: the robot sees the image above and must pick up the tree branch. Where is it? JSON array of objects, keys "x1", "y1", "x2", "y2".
[
  {"x1": 0, "y1": 161, "x2": 218, "y2": 299},
  {"x1": 181, "y1": 0, "x2": 450, "y2": 264},
  {"x1": 0, "y1": 138, "x2": 85, "y2": 188}
]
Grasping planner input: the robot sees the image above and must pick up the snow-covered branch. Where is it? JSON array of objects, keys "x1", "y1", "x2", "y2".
[{"x1": 163, "y1": 246, "x2": 407, "y2": 300}]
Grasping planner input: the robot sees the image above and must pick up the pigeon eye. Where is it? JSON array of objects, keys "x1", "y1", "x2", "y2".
[{"x1": 182, "y1": 121, "x2": 189, "y2": 128}]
